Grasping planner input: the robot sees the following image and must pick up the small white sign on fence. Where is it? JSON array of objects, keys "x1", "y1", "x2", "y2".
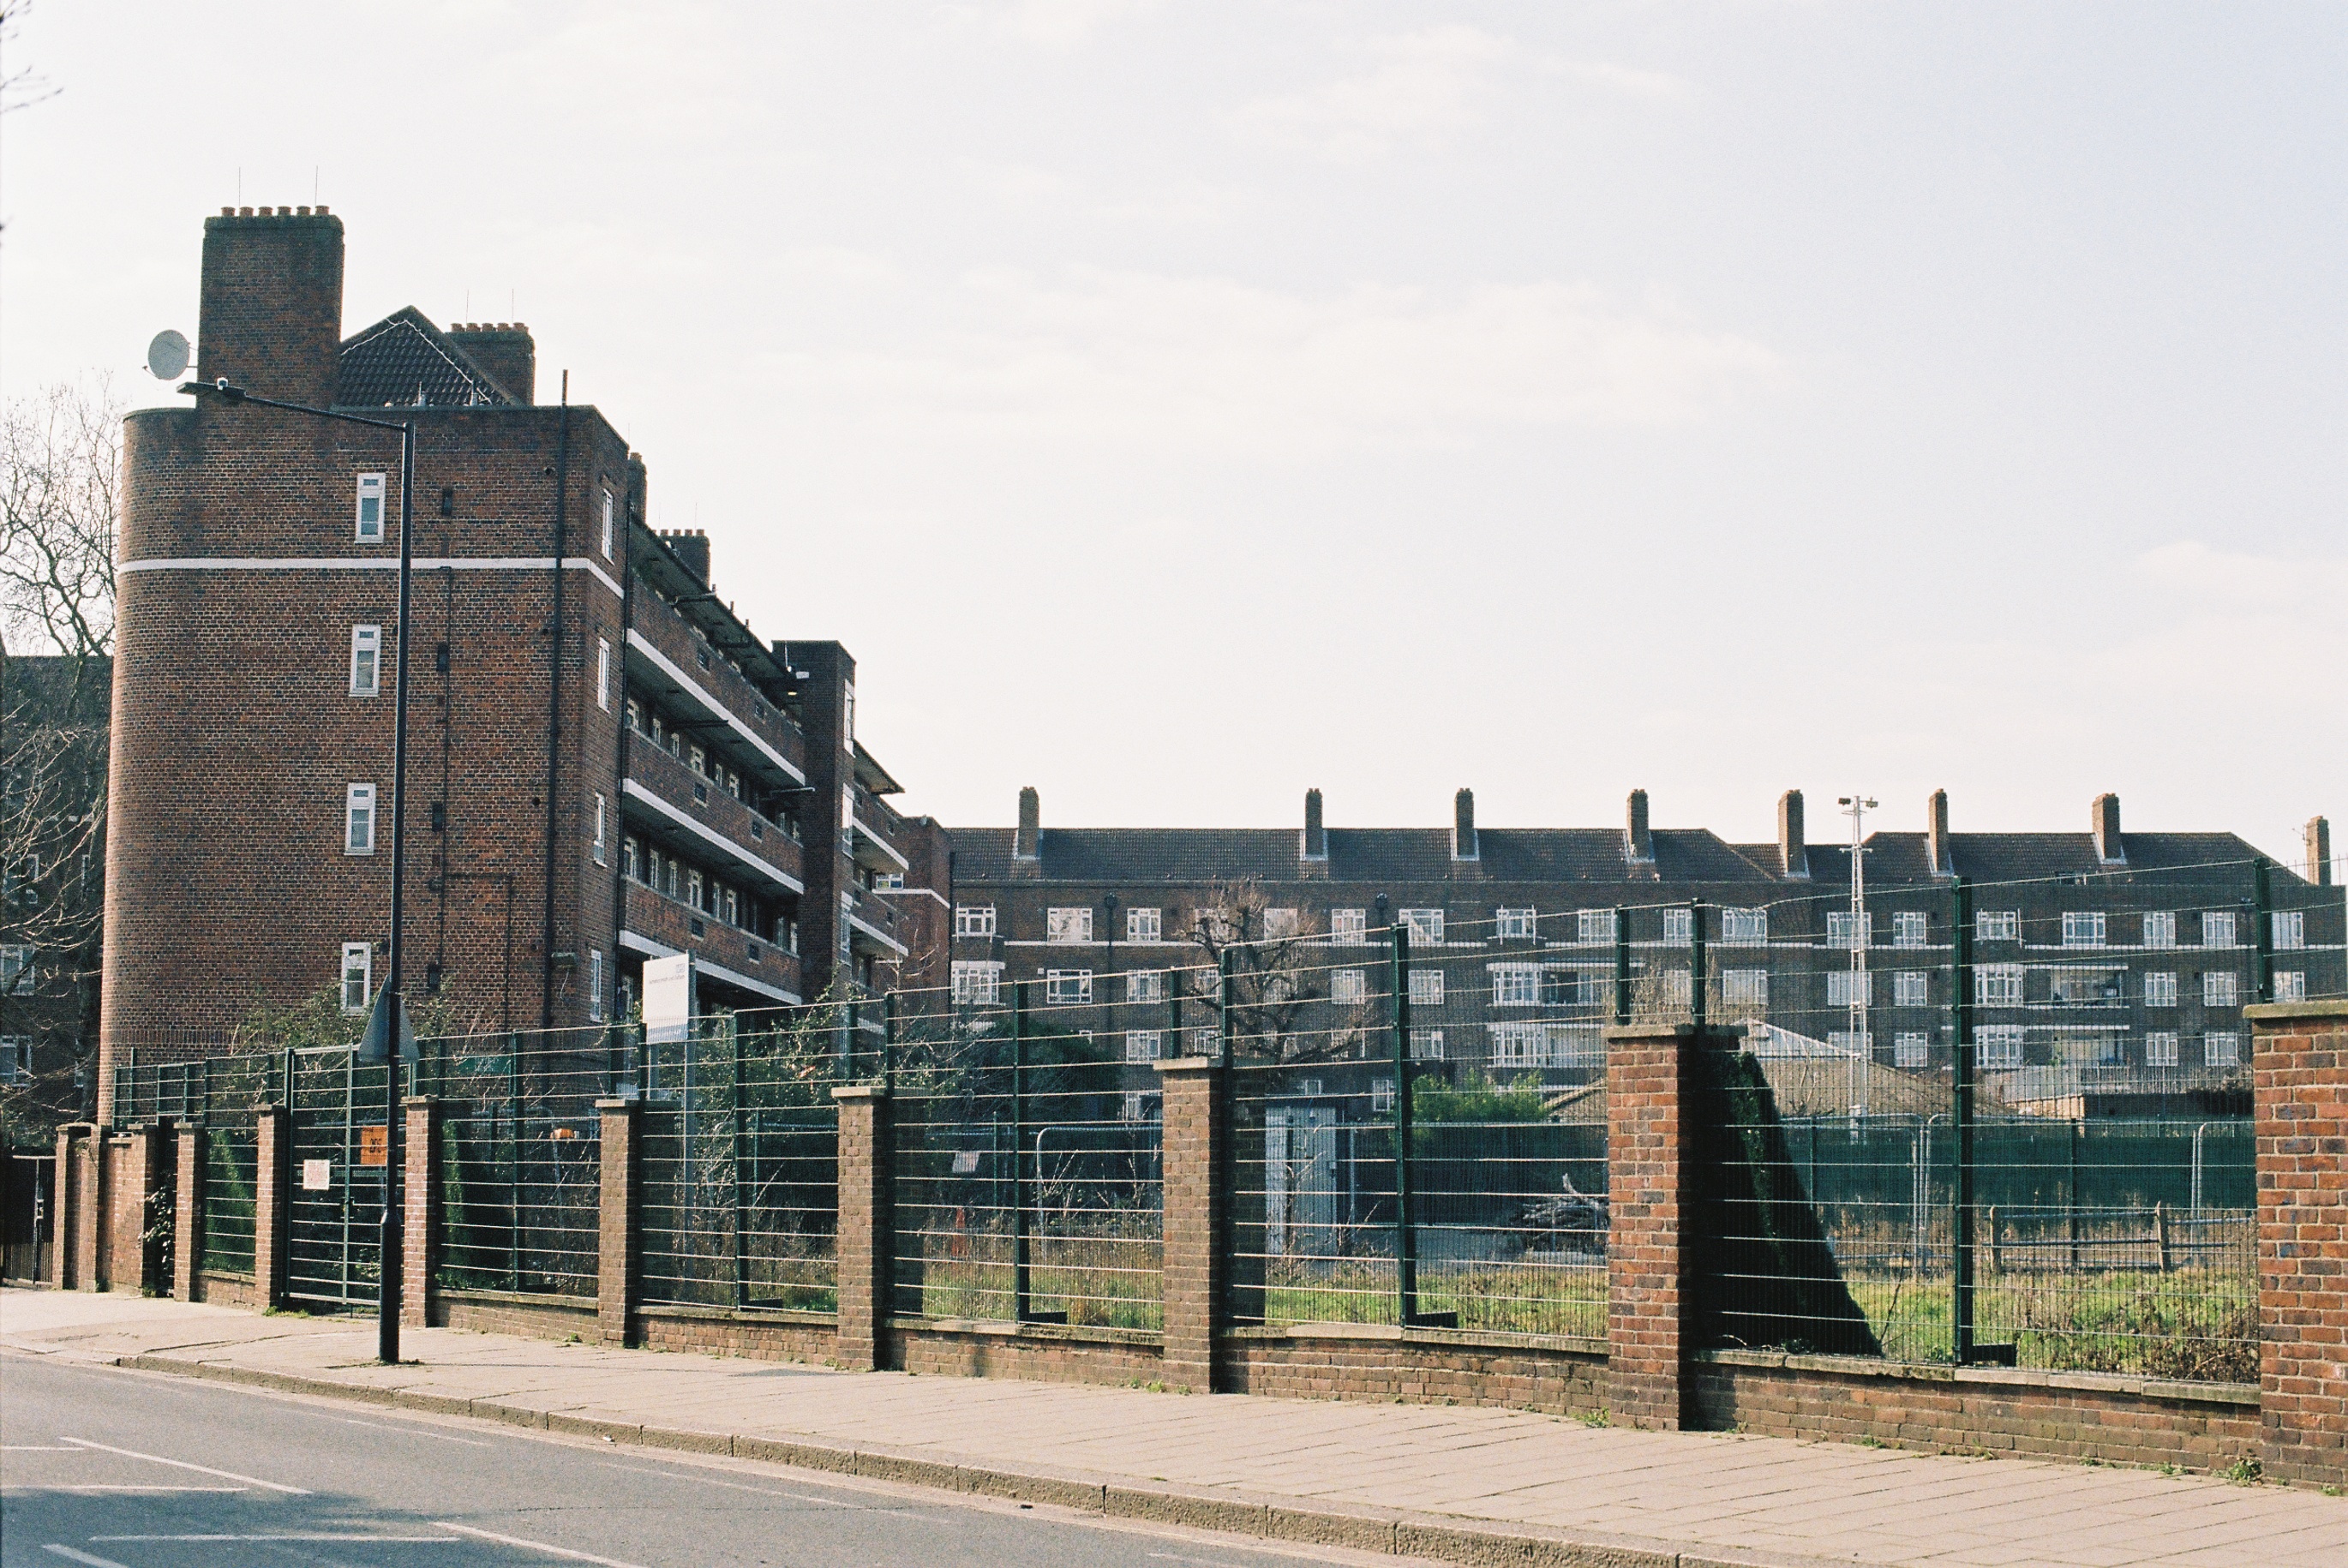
[
  {"x1": 644, "y1": 953, "x2": 697, "y2": 1045},
  {"x1": 300, "y1": 1158, "x2": 332, "y2": 1192}
]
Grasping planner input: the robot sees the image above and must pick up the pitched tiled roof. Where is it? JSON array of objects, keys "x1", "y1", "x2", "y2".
[
  {"x1": 1808, "y1": 832, "x2": 2273, "y2": 888},
  {"x1": 335, "y1": 308, "x2": 515, "y2": 409}
]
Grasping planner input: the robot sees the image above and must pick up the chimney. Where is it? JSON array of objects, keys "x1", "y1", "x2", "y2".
[
  {"x1": 1452, "y1": 787, "x2": 1478, "y2": 863},
  {"x1": 1927, "y1": 788, "x2": 1952, "y2": 877},
  {"x1": 198, "y1": 206, "x2": 344, "y2": 406},
  {"x1": 1300, "y1": 787, "x2": 1327, "y2": 869},
  {"x1": 446, "y1": 321, "x2": 536, "y2": 403},
  {"x1": 1778, "y1": 789, "x2": 1809, "y2": 880},
  {"x1": 659, "y1": 529, "x2": 710, "y2": 587},
  {"x1": 1013, "y1": 786, "x2": 1041, "y2": 865},
  {"x1": 2309, "y1": 816, "x2": 2333, "y2": 886},
  {"x1": 1626, "y1": 788, "x2": 1654, "y2": 865},
  {"x1": 2091, "y1": 792, "x2": 2125, "y2": 865}
]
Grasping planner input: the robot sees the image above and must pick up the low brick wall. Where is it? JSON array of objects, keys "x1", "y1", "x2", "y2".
[
  {"x1": 437, "y1": 1289, "x2": 599, "y2": 1341},
  {"x1": 889, "y1": 1318, "x2": 1165, "y2": 1385},
  {"x1": 195, "y1": 1270, "x2": 262, "y2": 1310},
  {"x1": 1223, "y1": 1324, "x2": 1606, "y2": 1417},
  {"x1": 1692, "y1": 1351, "x2": 2261, "y2": 1474},
  {"x1": 635, "y1": 1305, "x2": 837, "y2": 1364}
]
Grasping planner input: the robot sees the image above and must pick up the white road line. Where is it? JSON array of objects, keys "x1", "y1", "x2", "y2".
[
  {"x1": 434, "y1": 1522, "x2": 661, "y2": 1566},
  {"x1": 57, "y1": 1485, "x2": 249, "y2": 1493},
  {"x1": 318, "y1": 1415, "x2": 491, "y2": 1446},
  {"x1": 59, "y1": 1437, "x2": 310, "y2": 1494},
  {"x1": 94, "y1": 1535, "x2": 463, "y2": 1544},
  {"x1": 3, "y1": 1445, "x2": 81, "y2": 1451},
  {"x1": 41, "y1": 1548, "x2": 129, "y2": 1568}
]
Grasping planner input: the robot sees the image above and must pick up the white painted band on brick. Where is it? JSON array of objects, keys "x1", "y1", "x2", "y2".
[
  {"x1": 616, "y1": 929, "x2": 798, "y2": 1003},
  {"x1": 121, "y1": 555, "x2": 626, "y2": 600},
  {"x1": 623, "y1": 628, "x2": 806, "y2": 786},
  {"x1": 847, "y1": 910, "x2": 909, "y2": 958},
  {"x1": 848, "y1": 812, "x2": 910, "y2": 872},
  {"x1": 619, "y1": 778, "x2": 804, "y2": 894}
]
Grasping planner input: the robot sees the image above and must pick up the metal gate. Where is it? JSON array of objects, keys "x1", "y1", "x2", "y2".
[{"x1": 285, "y1": 1048, "x2": 389, "y2": 1309}]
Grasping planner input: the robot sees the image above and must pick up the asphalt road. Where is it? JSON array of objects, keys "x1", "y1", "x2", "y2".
[{"x1": 0, "y1": 1355, "x2": 1402, "y2": 1568}]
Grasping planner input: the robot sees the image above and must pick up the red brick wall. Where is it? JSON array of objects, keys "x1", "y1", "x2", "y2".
[
  {"x1": 1154, "y1": 1059, "x2": 1219, "y2": 1391},
  {"x1": 1223, "y1": 1329, "x2": 1603, "y2": 1417},
  {"x1": 635, "y1": 1307, "x2": 836, "y2": 1363},
  {"x1": 2252, "y1": 1002, "x2": 2348, "y2": 1487},
  {"x1": 1607, "y1": 1022, "x2": 1710, "y2": 1430},
  {"x1": 890, "y1": 1321, "x2": 1165, "y2": 1385},
  {"x1": 833, "y1": 1087, "x2": 889, "y2": 1370},
  {"x1": 439, "y1": 1289, "x2": 598, "y2": 1340}
]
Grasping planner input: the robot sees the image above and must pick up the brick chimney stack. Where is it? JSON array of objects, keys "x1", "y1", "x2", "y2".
[
  {"x1": 659, "y1": 529, "x2": 710, "y2": 587},
  {"x1": 2091, "y1": 793, "x2": 2125, "y2": 866},
  {"x1": 1452, "y1": 787, "x2": 1478, "y2": 864},
  {"x1": 1927, "y1": 788, "x2": 1953, "y2": 877},
  {"x1": 1778, "y1": 789, "x2": 1809, "y2": 880},
  {"x1": 1012, "y1": 785, "x2": 1041, "y2": 875},
  {"x1": 447, "y1": 322, "x2": 536, "y2": 403},
  {"x1": 2309, "y1": 817, "x2": 2333, "y2": 886},
  {"x1": 1300, "y1": 787, "x2": 1327, "y2": 873},
  {"x1": 1626, "y1": 788, "x2": 1655, "y2": 865},
  {"x1": 198, "y1": 206, "x2": 344, "y2": 406}
]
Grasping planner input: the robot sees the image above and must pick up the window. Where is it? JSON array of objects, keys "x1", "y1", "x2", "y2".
[
  {"x1": 340, "y1": 943, "x2": 372, "y2": 1013},
  {"x1": 1496, "y1": 907, "x2": 1536, "y2": 941},
  {"x1": 1547, "y1": 1023, "x2": 1602, "y2": 1068},
  {"x1": 1401, "y1": 907, "x2": 1444, "y2": 946},
  {"x1": 1125, "y1": 970, "x2": 1164, "y2": 1003},
  {"x1": 690, "y1": 745, "x2": 707, "y2": 779},
  {"x1": 2056, "y1": 1027, "x2": 2124, "y2": 1068},
  {"x1": 1662, "y1": 907, "x2": 1692, "y2": 944},
  {"x1": 344, "y1": 783, "x2": 377, "y2": 854},
  {"x1": 686, "y1": 869, "x2": 704, "y2": 910},
  {"x1": 1825, "y1": 912, "x2": 1872, "y2": 949},
  {"x1": 2048, "y1": 967, "x2": 2124, "y2": 1005},
  {"x1": 1120, "y1": 1090, "x2": 1150, "y2": 1122},
  {"x1": 2144, "y1": 972, "x2": 2177, "y2": 1008},
  {"x1": 1886, "y1": 911, "x2": 1926, "y2": 949},
  {"x1": 1195, "y1": 1026, "x2": 1222, "y2": 1057},
  {"x1": 1661, "y1": 969, "x2": 1692, "y2": 1008},
  {"x1": 1543, "y1": 967, "x2": 1599, "y2": 1007},
  {"x1": 1977, "y1": 1026, "x2": 2025, "y2": 1068},
  {"x1": 1408, "y1": 969, "x2": 1444, "y2": 1006},
  {"x1": 1045, "y1": 968, "x2": 1093, "y2": 1005},
  {"x1": 1724, "y1": 969, "x2": 1769, "y2": 1007},
  {"x1": 1894, "y1": 1032, "x2": 1930, "y2": 1068},
  {"x1": 1409, "y1": 1028, "x2": 1446, "y2": 1060},
  {"x1": 596, "y1": 638, "x2": 613, "y2": 710},
  {"x1": 1977, "y1": 964, "x2": 2024, "y2": 1006},
  {"x1": 2275, "y1": 911, "x2": 2306, "y2": 951},
  {"x1": 2276, "y1": 972, "x2": 2309, "y2": 1002},
  {"x1": 1370, "y1": 1078, "x2": 1397, "y2": 1112},
  {"x1": 955, "y1": 905, "x2": 997, "y2": 939},
  {"x1": 1262, "y1": 907, "x2": 1299, "y2": 939},
  {"x1": 1828, "y1": 971, "x2": 1870, "y2": 1008},
  {"x1": 588, "y1": 949, "x2": 605, "y2": 1021},
  {"x1": 2145, "y1": 1031, "x2": 2180, "y2": 1068},
  {"x1": 1722, "y1": 908, "x2": 1767, "y2": 946},
  {"x1": 2203, "y1": 971, "x2": 2238, "y2": 1008},
  {"x1": 600, "y1": 488, "x2": 615, "y2": 560},
  {"x1": 2205, "y1": 1031, "x2": 2241, "y2": 1068},
  {"x1": 1490, "y1": 1021, "x2": 1545, "y2": 1068},
  {"x1": 1331, "y1": 968, "x2": 1368, "y2": 1006},
  {"x1": 355, "y1": 472, "x2": 386, "y2": 541},
  {"x1": 2201, "y1": 912, "x2": 2237, "y2": 949},
  {"x1": 0, "y1": 1037, "x2": 27, "y2": 1084},
  {"x1": 1977, "y1": 910, "x2": 2019, "y2": 943},
  {"x1": 1483, "y1": 963, "x2": 1535, "y2": 1006},
  {"x1": 1827, "y1": 1030, "x2": 1872, "y2": 1058},
  {"x1": 1125, "y1": 1030, "x2": 1162, "y2": 1063},
  {"x1": 349, "y1": 625, "x2": 381, "y2": 697},
  {"x1": 1578, "y1": 908, "x2": 1616, "y2": 945},
  {"x1": 0, "y1": 945, "x2": 32, "y2": 990},
  {"x1": 2062, "y1": 911, "x2": 2106, "y2": 949},
  {"x1": 1046, "y1": 907, "x2": 1093, "y2": 944},
  {"x1": 950, "y1": 961, "x2": 1003, "y2": 1005},
  {"x1": 1127, "y1": 906, "x2": 1161, "y2": 943},
  {"x1": 591, "y1": 794, "x2": 608, "y2": 865},
  {"x1": 1332, "y1": 908, "x2": 1368, "y2": 946},
  {"x1": 1893, "y1": 971, "x2": 1929, "y2": 1008},
  {"x1": 2142, "y1": 912, "x2": 2176, "y2": 949}
]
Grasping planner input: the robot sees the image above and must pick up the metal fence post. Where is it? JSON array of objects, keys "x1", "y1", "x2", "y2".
[
  {"x1": 1688, "y1": 901, "x2": 1707, "y2": 1031},
  {"x1": 1392, "y1": 919, "x2": 1417, "y2": 1326},
  {"x1": 2253, "y1": 858, "x2": 2275, "y2": 1004},
  {"x1": 1950, "y1": 875, "x2": 1976, "y2": 1365},
  {"x1": 2067, "y1": 1119, "x2": 2082, "y2": 1271},
  {"x1": 881, "y1": 990, "x2": 897, "y2": 1094},
  {"x1": 1011, "y1": 979, "x2": 1030, "y2": 1322},
  {"x1": 731, "y1": 1028, "x2": 749, "y2": 1310},
  {"x1": 1613, "y1": 907, "x2": 1632, "y2": 1024},
  {"x1": 506, "y1": 1034, "x2": 522, "y2": 1292}
]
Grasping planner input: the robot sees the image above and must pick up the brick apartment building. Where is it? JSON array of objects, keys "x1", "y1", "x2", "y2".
[
  {"x1": 99, "y1": 206, "x2": 947, "y2": 1110},
  {"x1": 948, "y1": 786, "x2": 2341, "y2": 1098}
]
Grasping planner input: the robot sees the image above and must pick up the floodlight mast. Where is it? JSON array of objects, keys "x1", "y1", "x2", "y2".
[{"x1": 1838, "y1": 795, "x2": 1878, "y2": 1117}]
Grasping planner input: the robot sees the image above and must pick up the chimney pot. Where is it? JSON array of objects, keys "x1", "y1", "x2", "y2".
[
  {"x1": 2309, "y1": 816, "x2": 2333, "y2": 886},
  {"x1": 2091, "y1": 793, "x2": 2125, "y2": 865},
  {"x1": 1452, "y1": 787, "x2": 1478, "y2": 862},
  {"x1": 1301, "y1": 787, "x2": 1327, "y2": 862},
  {"x1": 1778, "y1": 789, "x2": 1809, "y2": 880},
  {"x1": 1626, "y1": 788, "x2": 1653, "y2": 864},
  {"x1": 1927, "y1": 788, "x2": 1952, "y2": 877},
  {"x1": 1014, "y1": 786, "x2": 1041, "y2": 863}
]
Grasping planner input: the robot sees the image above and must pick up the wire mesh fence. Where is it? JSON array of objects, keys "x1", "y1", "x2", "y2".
[{"x1": 430, "y1": 1027, "x2": 609, "y2": 1298}]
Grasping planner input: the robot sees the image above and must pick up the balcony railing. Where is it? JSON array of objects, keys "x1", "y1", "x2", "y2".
[
  {"x1": 623, "y1": 739, "x2": 806, "y2": 898},
  {"x1": 626, "y1": 584, "x2": 808, "y2": 786},
  {"x1": 622, "y1": 879, "x2": 801, "y2": 1003}
]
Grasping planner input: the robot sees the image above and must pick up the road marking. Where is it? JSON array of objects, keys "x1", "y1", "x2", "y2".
[
  {"x1": 3, "y1": 1445, "x2": 81, "y2": 1451},
  {"x1": 95, "y1": 1535, "x2": 463, "y2": 1544},
  {"x1": 41, "y1": 1549, "x2": 129, "y2": 1568},
  {"x1": 434, "y1": 1523, "x2": 660, "y2": 1566},
  {"x1": 316, "y1": 1414, "x2": 491, "y2": 1446},
  {"x1": 59, "y1": 1437, "x2": 309, "y2": 1494},
  {"x1": 57, "y1": 1485, "x2": 249, "y2": 1493}
]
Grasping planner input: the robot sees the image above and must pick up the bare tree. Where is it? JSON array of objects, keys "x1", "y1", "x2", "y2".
[
  {"x1": 1181, "y1": 877, "x2": 1374, "y2": 1063},
  {"x1": 0, "y1": 376, "x2": 118, "y2": 661}
]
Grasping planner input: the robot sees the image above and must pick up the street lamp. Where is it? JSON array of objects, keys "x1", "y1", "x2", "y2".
[{"x1": 183, "y1": 375, "x2": 416, "y2": 1365}]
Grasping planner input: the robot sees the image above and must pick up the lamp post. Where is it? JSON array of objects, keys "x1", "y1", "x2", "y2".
[{"x1": 183, "y1": 376, "x2": 416, "y2": 1365}]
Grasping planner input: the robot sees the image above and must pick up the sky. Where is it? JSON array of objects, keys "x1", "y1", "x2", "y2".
[{"x1": 3, "y1": 3, "x2": 2340, "y2": 866}]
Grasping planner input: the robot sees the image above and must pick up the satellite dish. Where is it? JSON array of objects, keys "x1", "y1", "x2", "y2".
[{"x1": 147, "y1": 329, "x2": 190, "y2": 381}]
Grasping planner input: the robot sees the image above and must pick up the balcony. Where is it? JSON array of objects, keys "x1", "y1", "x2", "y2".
[
  {"x1": 625, "y1": 584, "x2": 808, "y2": 789},
  {"x1": 844, "y1": 884, "x2": 910, "y2": 959},
  {"x1": 621, "y1": 879, "x2": 801, "y2": 1004},
  {"x1": 623, "y1": 739, "x2": 805, "y2": 899},
  {"x1": 848, "y1": 781, "x2": 910, "y2": 875}
]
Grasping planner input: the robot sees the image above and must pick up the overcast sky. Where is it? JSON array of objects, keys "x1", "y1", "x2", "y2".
[{"x1": 3, "y1": 3, "x2": 2340, "y2": 866}]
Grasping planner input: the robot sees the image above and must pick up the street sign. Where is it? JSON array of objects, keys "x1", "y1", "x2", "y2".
[
  {"x1": 301, "y1": 1158, "x2": 332, "y2": 1192},
  {"x1": 359, "y1": 1125, "x2": 389, "y2": 1167}
]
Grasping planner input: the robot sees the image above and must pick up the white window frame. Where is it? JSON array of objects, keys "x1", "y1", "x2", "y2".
[
  {"x1": 600, "y1": 487, "x2": 615, "y2": 560},
  {"x1": 341, "y1": 942, "x2": 373, "y2": 1013},
  {"x1": 1547, "y1": 1023, "x2": 1602, "y2": 1068},
  {"x1": 1495, "y1": 907, "x2": 1536, "y2": 941},
  {"x1": 1894, "y1": 1032, "x2": 1930, "y2": 1068},
  {"x1": 2203, "y1": 970, "x2": 2238, "y2": 1008},
  {"x1": 1331, "y1": 968, "x2": 1368, "y2": 1006},
  {"x1": 2062, "y1": 911, "x2": 2106, "y2": 949},
  {"x1": 2201, "y1": 912, "x2": 2237, "y2": 949},
  {"x1": 1723, "y1": 968, "x2": 1769, "y2": 1007},
  {"x1": 1893, "y1": 970, "x2": 1929, "y2": 1008},
  {"x1": 1127, "y1": 906, "x2": 1162, "y2": 943},
  {"x1": 1331, "y1": 907, "x2": 1368, "y2": 946},
  {"x1": 1977, "y1": 964, "x2": 2024, "y2": 1007},
  {"x1": 2144, "y1": 972, "x2": 2178, "y2": 1008},
  {"x1": 1662, "y1": 907, "x2": 1692, "y2": 945},
  {"x1": 1977, "y1": 1026, "x2": 2025, "y2": 1069},
  {"x1": 1825, "y1": 911, "x2": 1873, "y2": 950},
  {"x1": 1125, "y1": 970, "x2": 1164, "y2": 1003},
  {"x1": 1046, "y1": 906, "x2": 1094, "y2": 944},
  {"x1": 1489, "y1": 963, "x2": 1540, "y2": 1007},
  {"x1": 1828, "y1": 1029, "x2": 1873, "y2": 1059},
  {"x1": 1407, "y1": 969, "x2": 1444, "y2": 1006},
  {"x1": 2274, "y1": 910, "x2": 2306, "y2": 951},
  {"x1": 1124, "y1": 1030, "x2": 1162, "y2": 1063},
  {"x1": 1977, "y1": 910, "x2": 2019, "y2": 943},
  {"x1": 2205, "y1": 1031, "x2": 2241, "y2": 1068},
  {"x1": 355, "y1": 471, "x2": 386, "y2": 542},
  {"x1": 1044, "y1": 968, "x2": 1093, "y2": 1005},
  {"x1": 1262, "y1": 907, "x2": 1300, "y2": 940},
  {"x1": 0, "y1": 945, "x2": 32, "y2": 990},
  {"x1": 1891, "y1": 911, "x2": 1929, "y2": 949},
  {"x1": 1489, "y1": 1020, "x2": 1545, "y2": 1068},
  {"x1": 2142, "y1": 911, "x2": 2177, "y2": 949},
  {"x1": 588, "y1": 949, "x2": 605, "y2": 1021},
  {"x1": 955, "y1": 904, "x2": 997, "y2": 939},
  {"x1": 344, "y1": 782, "x2": 377, "y2": 855},
  {"x1": 1401, "y1": 907, "x2": 1444, "y2": 946},
  {"x1": 2275, "y1": 971, "x2": 2308, "y2": 1003},
  {"x1": 596, "y1": 637, "x2": 613, "y2": 711},
  {"x1": 1578, "y1": 908, "x2": 1616, "y2": 946},
  {"x1": 1722, "y1": 907, "x2": 1767, "y2": 946},
  {"x1": 0, "y1": 1035, "x2": 27, "y2": 1084},
  {"x1": 349, "y1": 625, "x2": 382, "y2": 697},
  {"x1": 2145, "y1": 1031, "x2": 2180, "y2": 1068},
  {"x1": 1370, "y1": 1078, "x2": 1397, "y2": 1112},
  {"x1": 1409, "y1": 1027, "x2": 1446, "y2": 1061},
  {"x1": 950, "y1": 960, "x2": 1003, "y2": 1005},
  {"x1": 592, "y1": 793, "x2": 608, "y2": 865},
  {"x1": 1828, "y1": 970, "x2": 1870, "y2": 1008}
]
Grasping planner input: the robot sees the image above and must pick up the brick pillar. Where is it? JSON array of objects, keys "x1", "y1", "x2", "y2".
[
  {"x1": 254, "y1": 1104, "x2": 290, "y2": 1309},
  {"x1": 2250, "y1": 1000, "x2": 2348, "y2": 1488},
  {"x1": 1605, "y1": 1022, "x2": 1716, "y2": 1431},
  {"x1": 109, "y1": 1126, "x2": 168, "y2": 1295},
  {"x1": 174, "y1": 1122, "x2": 204, "y2": 1300},
  {"x1": 1155, "y1": 1056, "x2": 1225, "y2": 1391},
  {"x1": 832, "y1": 1085, "x2": 893, "y2": 1372},
  {"x1": 74, "y1": 1125, "x2": 106, "y2": 1291},
  {"x1": 402, "y1": 1097, "x2": 440, "y2": 1329},
  {"x1": 596, "y1": 1098, "x2": 638, "y2": 1347},
  {"x1": 50, "y1": 1124, "x2": 86, "y2": 1288}
]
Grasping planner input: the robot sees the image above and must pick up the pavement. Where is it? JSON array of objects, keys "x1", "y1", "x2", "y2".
[{"x1": 4, "y1": 1286, "x2": 2345, "y2": 1568}]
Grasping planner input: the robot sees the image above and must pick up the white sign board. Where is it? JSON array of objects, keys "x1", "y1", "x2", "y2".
[
  {"x1": 643, "y1": 953, "x2": 696, "y2": 1045},
  {"x1": 300, "y1": 1158, "x2": 332, "y2": 1192}
]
